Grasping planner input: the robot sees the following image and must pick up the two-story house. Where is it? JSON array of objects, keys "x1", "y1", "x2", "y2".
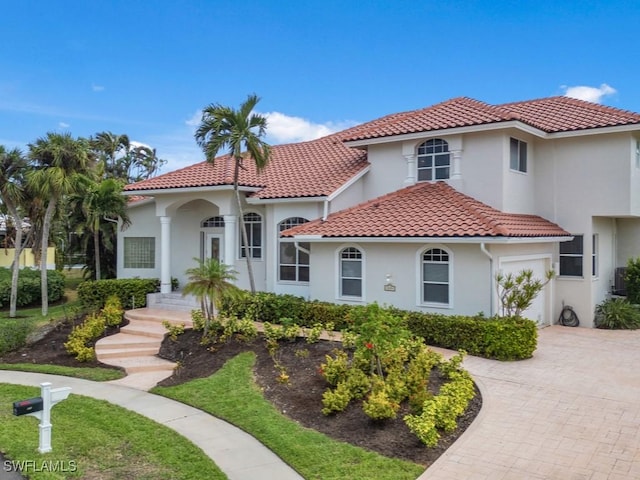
[{"x1": 119, "y1": 96, "x2": 640, "y2": 327}]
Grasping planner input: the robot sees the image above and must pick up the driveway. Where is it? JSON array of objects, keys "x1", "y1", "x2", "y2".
[{"x1": 421, "y1": 325, "x2": 640, "y2": 480}]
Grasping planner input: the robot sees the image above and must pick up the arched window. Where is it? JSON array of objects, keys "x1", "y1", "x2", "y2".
[
  {"x1": 201, "y1": 216, "x2": 225, "y2": 228},
  {"x1": 278, "y1": 217, "x2": 309, "y2": 282},
  {"x1": 240, "y1": 212, "x2": 262, "y2": 259},
  {"x1": 417, "y1": 139, "x2": 450, "y2": 181},
  {"x1": 422, "y1": 248, "x2": 450, "y2": 304},
  {"x1": 340, "y1": 247, "x2": 363, "y2": 298}
]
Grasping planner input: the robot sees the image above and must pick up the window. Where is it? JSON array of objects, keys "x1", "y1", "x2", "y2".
[
  {"x1": 201, "y1": 216, "x2": 225, "y2": 228},
  {"x1": 510, "y1": 138, "x2": 527, "y2": 173},
  {"x1": 592, "y1": 234, "x2": 598, "y2": 277},
  {"x1": 239, "y1": 212, "x2": 262, "y2": 259},
  {"x1": 124, "y1": 237, "x2": 155, "y2": 268},
  {"x1": 279, "y1": 217, "x2": 309, "y2": 282},
  {"x1": 340, "y1": 247, "x2": 362, "y2": 298},
  {"x1": 559, "y1": 235, "x2": 583, "y2": 277},
  {"x1": 417, "y1": 139, "x2": 450, "y2": 181},
  {"x1": 422, "y1": 248, "x2": 450, "y2": 304}
]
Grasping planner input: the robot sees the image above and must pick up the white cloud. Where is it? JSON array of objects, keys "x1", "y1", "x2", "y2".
[
  {"x1": 185, "y1": 110, "x2": 201, "y2": 127},
  {"x1": 262, "y1": 111, "x2": 358, "y2": 144},
  {"x1": 562, "y1": 83, "x2": 616, "y2": 104},
  {"x1": 91, "y1": 83, "x2": 104, "y2": 92},
  {"x1": 58, "y1": 122, "x2": 70, "y2": 129}
]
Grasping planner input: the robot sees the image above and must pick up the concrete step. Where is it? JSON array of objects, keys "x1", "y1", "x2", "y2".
[
  {"x1": 102, "y1": 355, "x2": 176, "y2": 373},
  {"x1": 125, "y1": 308, "x2": 194, "y2": 328},
  {"x1": 119, "y1": 324, "x2": 166, "y2": 339},
  {"x1": 96, "y1": 347, "x2": 160, "y2": 359},
  {"x1": 96, "y1": 334, "x2": 161, "y2": 350}
]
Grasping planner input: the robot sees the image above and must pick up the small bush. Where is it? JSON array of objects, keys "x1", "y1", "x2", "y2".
[
  {"x1": 625, "y1": 257, "x2": 640, "y2": 304},
  {"x1": 0, "y1": 319, "x2": 33, "y2": 355},
  {"x1": 77, "y1": 278, "x2": 158, "y2": 310},
  {"x1": 594, "y1": 298, "x2": 640, "y2": 329},
  {"x1": 64, "y1": 313, "x2": 106, "y2": 361},
  {"x1": 0, "y1": 268, "x2": 65, "y2": 308}
]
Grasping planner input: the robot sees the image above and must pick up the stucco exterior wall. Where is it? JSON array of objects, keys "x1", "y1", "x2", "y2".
[
  {"x1": 307, "y1": 242, "x2": 491, "y2": 316},
  {"x1": 362, "y1": 142, "x2": 405, "y2": 199},
  {"x1": 118, "y1": 201, "x2": 161, "y2": 280},
  {"x1": 616, "y1": 218, "x2": 640, "y2": 266}
]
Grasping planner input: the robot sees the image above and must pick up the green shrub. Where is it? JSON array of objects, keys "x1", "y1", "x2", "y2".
[
  {"x1": 101, "y1": 295, "x2": 124, "y2": 327},
  {"x1": 0, "y1": 319, "x2": 33, "y2": 355},
  {"x1": 0, "y1": 268, "x2": 65, "y2": 308},
  {"x1": 363, "y1": 388, "x2": 399, "y2": 420},
  {"x1": 64, "y1": 313, "x2": 106, "y2": 361},
  {"x1": 77, "y1": 278, "x2": 158, "y2": 310},
  {"x1": 321, "y1": 382, "x2": 352, "y2": 415},
  {"x1": 594, "y1": 298, "x2": 640, "y2": 329},
  {"x1": 220, "y1": 291, "x2": 537, "y2": 360},
  {"x1": 625, "y1": 257, "x2": 640, "y2": 304}
]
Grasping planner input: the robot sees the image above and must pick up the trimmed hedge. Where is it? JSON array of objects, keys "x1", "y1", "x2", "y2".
[
  {"x1": 77, "y1": 278, "x2": 159, "y2": 310},
  {"x1": 219, "y1": 291, "x2": 537, "y2": 360},
  {"x1": 0, "y1": 268, "x2": 65, "y2": 308},
  {"x1": 0, "y1": 319, "x2": 33, "y2": 355}
]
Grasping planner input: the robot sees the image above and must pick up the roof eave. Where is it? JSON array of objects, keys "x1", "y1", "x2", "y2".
[
  {"x1": 286, "y1": 235, "x2": 573, "y2": 243},
  {"x1": 343, "y1": 120, "x2": 547, "y2": 147},
  {"x1": 123, "y1": 185, "x2": 262, "y2": 196},
  {"x1": 546, "y1": 123, "x2": 640, "y2": 139}
]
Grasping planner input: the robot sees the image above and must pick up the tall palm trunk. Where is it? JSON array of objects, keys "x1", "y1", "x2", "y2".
[
  {"x1": 93, "y1": 217, "x2": 101, "y2": 280},
  {"x1": 40, "y1": 195, "x2": 58, "y2": 316},
  {"x1": 6, "y1": 200, "x2": 24, "y2": 318},
  {"x1": 234, "y1": 158, "x2": 256, "y2": 293}
]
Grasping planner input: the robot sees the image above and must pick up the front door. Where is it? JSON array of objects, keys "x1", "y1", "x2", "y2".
[{"x1": 206, "y1": 234, "x2": 224, "y2": 263}]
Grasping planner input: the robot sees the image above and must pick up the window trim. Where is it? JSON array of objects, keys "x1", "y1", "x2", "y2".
[
  {"x1": 416, "y1": 138, "x2": 451, "y2": 182},
  {"x1": 336, "y1": 245, "x2": 365, "y2": 302},
  {"x1": 416, "y1": 245, "x2": 453, "y2": 308},
  {"x1": 559, "y1": 235, "x2": 584, "y2": 278},
  {"x1": 592, "y1": 234, "x2": 598, "y2": 278},
  {"x1": 278, "y1": 217, "x2": 310, "y2": 284},
  {"x1": 123, "y1": 237, "x2": 156, "y2": 269},
  {"x1": 509, "y1": 137, "x2": 528, "y2": 173},
  {"x1": 239, "y1": 212, "x2": 263, "y2": 260}
]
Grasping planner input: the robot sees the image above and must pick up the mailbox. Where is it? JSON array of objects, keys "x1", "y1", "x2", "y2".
[{"x1": 13, "y1": 397, "x2": 44, "y2": 416}]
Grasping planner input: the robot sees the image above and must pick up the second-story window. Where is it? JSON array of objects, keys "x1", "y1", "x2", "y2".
[
  {"x1": 510, "y1": 138, "x2": 528, "y2": 173},
  {"x1": 417, "y1": 139, "x2": 450, "y2": 181}
]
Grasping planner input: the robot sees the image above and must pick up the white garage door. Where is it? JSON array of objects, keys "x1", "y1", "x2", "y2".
[{"x1": 498, "y1": 256, "x2": 551, "y2": 326}]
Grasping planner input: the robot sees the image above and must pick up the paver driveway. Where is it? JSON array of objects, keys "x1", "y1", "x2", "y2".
[{"x1": 421, "y1": 325, "x2": 640, "y2": 480}]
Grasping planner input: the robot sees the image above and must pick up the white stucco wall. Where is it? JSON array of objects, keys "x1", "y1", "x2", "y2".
[
  {"x1": 362, "y1": 142, "x2": 406, "y2": 200},
  {"x1": 118, "y1": 201, "x2": 162, "y2": 280},
  {"x1": 306, "y1": 242, "x2": 491, "y2": 316}
]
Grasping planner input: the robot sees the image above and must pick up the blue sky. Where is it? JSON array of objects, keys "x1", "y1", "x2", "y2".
[{"x1": 1, "y1": 0, "x2": 638, "y2": 174}]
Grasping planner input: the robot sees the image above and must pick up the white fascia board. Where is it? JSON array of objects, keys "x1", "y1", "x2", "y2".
[
  {"x1": 246, "y1": 195, "x2": 327, "y2": 205},
  {"x1": 327, "y1": 165, "x2": 371, "y2": 201},
  {"x1": 547, "y1": 124, "x2": 640, "y2": 139},
  {"x1": 126, "y1": 197, "x2": 155, "y2": 208},
  {"x1": 289, "y1": 235, "x2": 573, "y2": 244},
  {"x1": 122, "y1": 185, "x2": 262, "y2": 196},
  {"x1": 343, "y1": 121, "x2": 547, "y2": 148}
]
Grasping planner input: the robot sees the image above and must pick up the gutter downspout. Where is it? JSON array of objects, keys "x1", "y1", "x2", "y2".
[
  {"x1": 480, "y1": 242, "x2": 494, "y2": 316},
  {"x1": 322, "y1": 199, "x2": 329, "y2": 221},
  {"x1": 294, "y1": 241, "x2": 310, "y2": 256}
]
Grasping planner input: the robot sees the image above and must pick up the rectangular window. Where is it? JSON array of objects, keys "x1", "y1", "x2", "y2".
[
  {"x1": 592, "y1": 234, "x2": 598, "y2": 277},
  {"x1": 510, "y1": 137, "x2": 527, "y2": 173},
  {"x1": 240, "y1": 213, "x2": 262, "y2": 259},
  {"x1": 124, "y1": 237, "x2": 155, "y2": 268},
  {"x1": 559, "y1": 235, "x2": 583, "y2": 277},
  {"x1": 279, "y1": 242, "x2": 310, "y2": 282}
]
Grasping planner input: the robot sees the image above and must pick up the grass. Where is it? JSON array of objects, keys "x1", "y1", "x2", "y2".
[
  {"x1": 0, "y1": 383, "x2": 227, "y2": 480},
  {"x1": 153, "y1": 351, "x2": 426, "y2": 480},
  {"x1": 0, "y1": 363, "x2": 125, "y2": 381}
]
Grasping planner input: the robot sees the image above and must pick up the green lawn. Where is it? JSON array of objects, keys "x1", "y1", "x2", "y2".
[
  {"x1": 153, "y1": 351, "x2": 426, "y2": 480},
  {"x1": 0, "y1": 383, "x2": 226, "y2": 480},
  {"x1": 0, "y1": 363, "x2": 125, "y2": 381}
]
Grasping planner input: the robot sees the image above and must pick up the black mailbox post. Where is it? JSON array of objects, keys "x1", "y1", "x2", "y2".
[{"x1": 13, "y1": 397, "x2": 44, "y2": 416}]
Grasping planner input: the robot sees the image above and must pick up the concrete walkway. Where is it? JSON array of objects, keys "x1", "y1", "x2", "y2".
[
  {"x1": 0, "y1": 371, "x2": 302, "y2": 480},
  {"x1": 422, "y1": 325, "x2": 640, "y2": 480}
]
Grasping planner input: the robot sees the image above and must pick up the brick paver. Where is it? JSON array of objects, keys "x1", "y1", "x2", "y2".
[{"x1": 421, "y1": 326, "x2": 640, "y2": 480}]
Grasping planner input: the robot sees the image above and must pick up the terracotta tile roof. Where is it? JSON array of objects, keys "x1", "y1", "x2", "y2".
[
  {"x1": 343, "y1": 96, "x2": 640, "y2": 141},
  {"x1": 281, "y1": 182, "x2": 570, "y2": 239},
  {"x1": 124, "y1": 131, "x2": 368, "y2": 199}
]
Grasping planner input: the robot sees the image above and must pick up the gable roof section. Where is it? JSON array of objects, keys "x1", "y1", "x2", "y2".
[
  {"x1": 343, "y1": 96, "x2": 640, "y2": 142},
  {"x1": 124, "y1": 132, "x2": 368, "y2": 199},
  {"x1": 282, "y1": 182, "x2": 569, "y2": 239}
]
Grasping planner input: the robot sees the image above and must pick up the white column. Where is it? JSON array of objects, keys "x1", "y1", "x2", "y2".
[
  {"x1": 160, "y1": 216, "x2": 171, "y2": 294},
  {"x1": 451, "y1": 150, "x2": 462, "y2": 180},
  {"x1": 403, "y1": 154, "x2": 416, "y2": 186},
  {"x1": 38, "y1": 382, "x2": 52, "y2": 453},
  {"x1": 223, "y1": 215, "x2": 237, "y2": 271}
]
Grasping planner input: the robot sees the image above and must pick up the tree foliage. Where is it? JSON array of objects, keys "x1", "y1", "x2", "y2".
[{"x1": 495, "y1": 268, "x2": 555, "y2": 318}]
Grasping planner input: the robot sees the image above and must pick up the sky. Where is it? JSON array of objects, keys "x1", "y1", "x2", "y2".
[{"x1": 1, "y1": 0, "x2": 639, "y2": 174}]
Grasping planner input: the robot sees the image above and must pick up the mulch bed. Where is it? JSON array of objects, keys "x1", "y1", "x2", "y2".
[
  {"x1": 158, "y1": 330, "x2": 482, "y2": 467},
  {"x1": 0, "y1": 320, "x2": 481, "y2": 467}
]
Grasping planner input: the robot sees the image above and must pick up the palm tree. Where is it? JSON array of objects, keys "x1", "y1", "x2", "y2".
[
  {"x1": 27, "y1": 132, "x2": 91, "y2": 315},
  {"x1": 70, "y1": 178, "x2": 131, "y2": 280},
  {"x1": 182, "y1": 257, "x2": 238, "y2": 335},
  {"x1": 90, "y1": 132, "x2": 130, "y2": 179},
  {"x1": 0, "y1": 146, "x2": 30, "y2": 317},
  {"x1": 195, "y1": 94, "x2": 272, "y2": 293}
]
